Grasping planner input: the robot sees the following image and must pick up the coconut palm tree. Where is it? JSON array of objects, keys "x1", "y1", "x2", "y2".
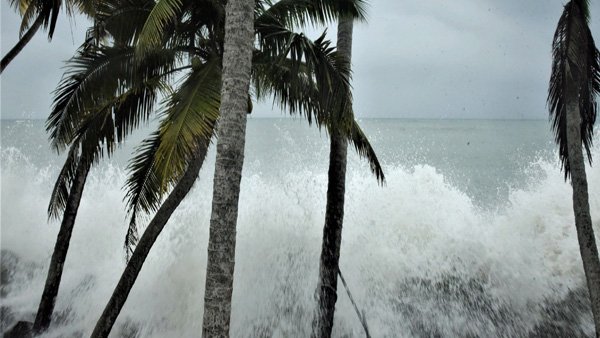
[
  {"x1": 0, "y1": 0, "x2": 95, "y2": 73},
  {"x1": 312, "y1": 15, "x2": 353, "y2": 337},
  {"x1": 548, "y1": 0, "x2": 600, "y2": 333},
  {"x1": 311, "y1": 9, "x2": 386, "y2": 336},
  {"x1": 32, "y1": 0, "x2": 173, "y2": 331}
]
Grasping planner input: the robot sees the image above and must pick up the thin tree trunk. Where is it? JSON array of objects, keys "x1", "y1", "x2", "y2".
[
  {"x1": 1, "y1": 13, "x2": 44, "y2": 74},
  {"x1": 313, "y1": 132, "x2": 348, "y2": 338},
  {"x1": 566, "y1": 98, "x2": 600, "y2": 333},
  {"x1": 313, "y1": 17, "x2": 353, "y2": 338},
  {"x1": 33, "y1": 159, "x2": 91, "y2": 333},
  {"x1": 201, "y1": 0, "x2": 253, "y2": 335},
  {"x1": 91, "y1": 140, "x2": 209, "y2": 338}
]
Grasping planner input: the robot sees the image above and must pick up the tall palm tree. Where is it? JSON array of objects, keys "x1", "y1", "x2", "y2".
[
  {"x1": 312, "y1": 11, "x2": 384, "y2": 337},
  {"x1": 548, "y1": 0, "x2": 600, "y2": 333},
  {"x1": 0, "y1": 0, "x2": 95, "y2": 73},
  {"x1": 32, "y1": 0, "x2": 171, "y2": 331},
  {"x1": 313, "y1": 15, "x2": 351, "y2": 335},
  {"x1": 89, "y1": 0, "x2": 382, "y2": 336}
]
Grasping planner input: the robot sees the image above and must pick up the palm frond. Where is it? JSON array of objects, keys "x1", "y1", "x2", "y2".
[
  {"x1": 47, "y1": 44, "x2": 180, "y2": 151},
  {"x1": 123, "y1": 59, "x2": 220, "y2": 255},
  {"x1": 136, "y1": 0, "x2": 183, "y2": 54},
  {"x1": 95, "y1": 0, "x2": 155, "y2": 45},
  {"x1": 48, "y1": 142, "x2": 80, "y2": 219},
  {"x1": 255, "y1": 0, "x2": 367, "y2": 30},
  {"x1": 8, "y1": 0, "x2": 32, "y2": 15},
  {"x1": 253, "y1": 29, "x2": 383, "y2": 183},
  {"x1": 123, "y1": 131, "x2": 162, "y2": 258},
  {"x1": 38, "y1": 0, "x2": 61, "y2": 39},
  {"x1": 548, "y1": 0, "x2": 599, "y2": 179},
  {"x1": 46, "y1": 48, "x2": 172, "y2": 221},
  {"x1": 253, "y1": 53, "x2": 323, "y2": 124},
  {"x1": 48, "y1": 102, "x2": 123, "y2": 219},
  {"x1": 153, "y1": 59, "x2": 220, "y2": 183},
  {"x1": 18, "y1": 3, "x2": 39, "y2": 36},
  {"x1": 69, "y1": 0, "x2": 96, "y2": 17},
  {"x1": 255, "y1": 24, "x2": 352, "y2": 121},
  {"x1": 123, "y1": 131, "x2": 211, "y2": 259},
  {"x1": 346, "y1": 119, "x2": 385, "y2": 183},
  {"x1": 578, "y1": 0, "x2": 591, "y2": 21},
  {"x1": 47, "y1": 45, "x2": 133, "y2": 150}
]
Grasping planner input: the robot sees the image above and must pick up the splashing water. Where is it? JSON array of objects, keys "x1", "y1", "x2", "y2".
[{"x1": 1, "y1": 119, "x2": 598, "y2": 337}]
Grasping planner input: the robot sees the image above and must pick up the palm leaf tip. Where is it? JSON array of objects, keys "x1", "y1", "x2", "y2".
[
  {"x1": 47, "y1": 143, "x2": 81, "y2": 219},
  {"x1": 348, "y1": 120, "x2": 385, "y2": 185},
  {"x1": 123, "y1": 131, "x2": 162, "y2": 256}
]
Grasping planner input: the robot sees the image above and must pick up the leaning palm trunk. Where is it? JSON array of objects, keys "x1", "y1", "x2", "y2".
[
  {"x1": 201, "y1": 0, "x2": 253, "y2": 335},
  {"x1": 566, "y1": 96, "x2": 600, "y2": 334},
  {"x1": 548, "y1": 0, "x2": 600, "y2": 333},
  {"x1": 313, "y1": 17, "x2": 353, "y2": 338},
  {"x1": 33, "y1": 159, "x2": 91, "y2": 333},
  {"x1": 0, "y1": 13, "x2": 44, "y2": 74},
  {"x1": 91, "y1": 140, "x2": 210, "y2": 338}
]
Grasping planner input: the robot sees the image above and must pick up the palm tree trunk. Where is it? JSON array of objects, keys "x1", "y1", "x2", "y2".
[
  {"x1": 201, "y1": 0, "x2": 253, "y2": 335},
  {"x1": 566, "y1": 98, "x2": 600, "y2": 332},
  {"x1": 91, "y1": 140, "x2": 209, "y2": 338},
  {"x1": 313, "y1": 131, "x2": 348, "y2": 338},
  {"x1": 0, "y1": 13, "x2": 44, "y2": 74},
  {"x1": 33, "y1": 159, "x2": 91, "y2": 333},
  {"x1": 313, "y1": 16, "x2": 353, "y2": 338}
]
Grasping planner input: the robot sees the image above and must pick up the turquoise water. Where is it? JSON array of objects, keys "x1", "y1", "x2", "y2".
[{"x1": 1, "y1": 118, "x2": 598, "y2": 337}]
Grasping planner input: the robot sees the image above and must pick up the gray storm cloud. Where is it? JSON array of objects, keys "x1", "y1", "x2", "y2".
[{"x1": 1, "y1": 0, "x2": 599, "y2": 119}]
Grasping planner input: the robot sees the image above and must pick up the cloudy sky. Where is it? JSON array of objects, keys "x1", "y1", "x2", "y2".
[{"x1": 1, "y1": 0, "x2": 599, "y2": 119}]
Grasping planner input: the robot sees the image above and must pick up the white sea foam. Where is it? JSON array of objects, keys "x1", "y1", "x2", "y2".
[{"x1": 1, "y1": 126, "x2": 599, "y2": 337}]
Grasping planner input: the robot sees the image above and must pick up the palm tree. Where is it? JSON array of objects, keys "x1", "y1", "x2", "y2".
[
  {"x1": 89, "y1": 0, "x2": 382, "y2": 335},
  {"x1": 312, "y1": 16, "x2": 353, "y2": 337},
  {"x1": 32, "y1": 1, "x2": 171, "y2": 330},
  {"x1": 548, "y1": 0, "x2": 600, "y2": 333},
  {"x1": 311, "y1": 10, "x2": 386, "y2": 336},
  {"x1": 0, "y1": 0, "x2": 95, "y2": 73}
]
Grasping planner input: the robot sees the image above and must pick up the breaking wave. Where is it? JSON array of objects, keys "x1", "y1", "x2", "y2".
[{"x1": 1, "y1": 134, "x2": 599, "y2": 337}]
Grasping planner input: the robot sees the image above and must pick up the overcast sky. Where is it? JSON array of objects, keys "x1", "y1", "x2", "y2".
[{"x1": 1, "y1": 1, "x2": 599, "y2": 119}]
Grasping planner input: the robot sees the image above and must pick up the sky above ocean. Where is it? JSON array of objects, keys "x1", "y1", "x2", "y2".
[{"x1": 1, "y1": 0, "x2": 599, "y2": 120}]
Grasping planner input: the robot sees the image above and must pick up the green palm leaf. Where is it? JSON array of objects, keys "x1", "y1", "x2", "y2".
[
  {"x1": 136, "y1": 0, "x2": 183, "y2": 54},
  {"x1": 153, "y1": 59, "x2": 220, "y2": 181},
  {"x1": 123, "y1": 59, "x2": 221, "y2": 254},
  {"x1": 48, "y1": 142, "x2": 80, "y2": 219},
  {"x1": 47, "y1": 44, "x2": 179, "y2": 151},
  {"x1": 123, "y1": 131, "x2": 162, "y2": 258},
  {"x1": 47, "y1": 53, "x2": 174, "y2": 218}
]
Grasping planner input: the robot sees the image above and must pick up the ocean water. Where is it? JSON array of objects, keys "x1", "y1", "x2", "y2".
[{"x1": 1, "y1": 118, "x2": 599, "y2": 337}]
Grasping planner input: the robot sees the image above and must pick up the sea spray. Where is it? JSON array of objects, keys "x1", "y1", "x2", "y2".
[{"x1": 1, "y1": 119, "x2": 598, "y2": 337}]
